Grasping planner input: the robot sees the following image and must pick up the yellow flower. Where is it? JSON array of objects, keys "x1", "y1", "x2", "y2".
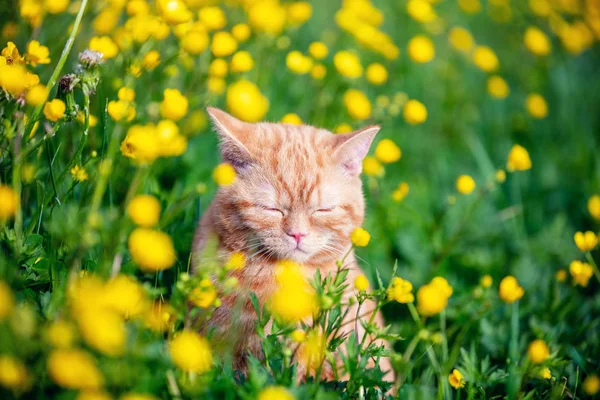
[
  {"x1": 392, "y1": 182, "x2": 410, "y2": 202},
  {"x1": 231, "y1": 51, "x2": 254, "y2": 73},
  {"x1": 142, "y1": 50, "x2": 160, "y2": 70},
  {"x1": 583, "y1": 375, "x2": 600, "y2": 396},
  {"x1": 487, "y1": 76, "x2": 510, "y2": 99},
  {"x1": 473, "y1": 46, "x2": 499, "y2": 72},
  {"x1": 169, "y1": 331, "x2": 213, "y2": 373},
  {"x1": 108, "y1": 98, "x2": 136, "y2": 122},
  {"x1": 190, "y1": 278, "x2": 217, "y2": 308},
  {"x1": 351, "y1": 227, "x2": 371, "y2": 247},
  {"x1": 290, "y1": 329, "x2": 306, "y2": 343},
  {"x1": 26, "y1": 83, "x2": 48, "y2": 105},
  {"x1": 459, "y1": 0, "x2": 481, "y2": 14},
  {"x1": 529, "y1": 0, "x2": 551, "y2": 16},
  {"x1": 524, "y1": 27, "x2": 551, "y2": 56},
  {"x1": 70, "y1": 165, "x2": 89, "y2": 182},
  {"x1": 128, "y1": 228, "x2": 176, "y2": 272},
  {"x1": 555, "y1": 269, "x2": 567, "y2": 282},
  {"x1": 298, "y1": 330, "x2": 326, "y2": 370},
  {"x1": 120, "y1": 124, "x2": 160, "y2": 163},
  {"x1": 47, "y1": 349, "x2": 104, "y2": 390},
  {"x1": 527, "y1": 339, "x2": 550, "y2": 363},
  {"x1": 281, "y1": 113, "x2": 302, "y2": 125},
  {"x1": 495, "y1": 169, "x2": 506, "y2": 183},
  {"x1": 207, "y1": 77, "x2": 226, "y2": 94},
  {"x1": 403, "y1": 99, "x2": 427, "y2": 125},
  {"x1": 354, "y1": 274, "x2": 369, "y2": 292},
  {"x1": 287, "y1": 2, "x2": 312, "y2": 25},
  {"x1": 25, "y1": 40, "x2": 50, "y2": 66},
  {"x1": 362, "y1": 156, "x2": 384, "y2": 177},
  {"x1": 1, "y1": 41, "x2": 24, "y2": 64},
  {"x1": 89, "y1": 36, "x2": 118, "y2": 59},
  {"x1": 127, "y1": 195, "x2": 161, "y2": 227},
  {"x1": 574, "y1": 231, "x2": 598, "y2": 252},
  {"x1": 449, "y1": 27, "x2": 474, "y2": 53},
  {"x1": 408, "y1": 35, "x2": 435, "y2": 63},
  {"x1": 270, "y1": 261, "x2": 318, "y2": 323},
  {"x1": 286, "y1": 51, "x2": 313, "y2": 74},
  {"x1": 540, "y1": 368, "x2": 552, "y2": 379},
  {"x1": 46, "y1": 320, "x2": 76, "y2": 348},
  {"x1": 366, "y1": 63, "x2": 388, "y2": 85},
  {"x1": 77, "y1": 308, "x2": 126, "y2": 356},
  {"x1": 1, "y1": 22, "x2": 18, "y2": 40},
  {"x1": 506, "y1": 144, "x2": 532, "y2": 172},
  {"x1": 456, "y1": 175, "x2": 476, "y2": 195},
  {"x1": 225, "y1": 252, "x2": 246, "y2": 270},
  {"x1": 448, "y1": 368, "x2": 466, "y2": 389},
  {"x1": 226, "y1": 79, "x2": 269, "y2": 122},
  {"x1": 208, "y1": 58, "x2": 228, "y2": 78},
  {"x1": 588, "y1": 195, "x2": 600, "y2": 220},
  {"x1": 417, "y1": 282, "x2": 449, "y2": 316},
  {"x1": 211, "y1": 31, "x2": 237, "y2": 57},
  {"x1": 480, "y1": 275, "x2": 493, "y2": 288},
  {"x1": 387, "y1": 277, "x2": 414, "y2": 303},
  {"x1": 308, "y1": 41, "x2": 328, "y2": 59},
  {"x1": 525, "y1": 93, "x2": 548, "y2": 119},
  {"x1": 198, "y1": 6, "x2": 226, "y2": 31},
  {"x1": 258, "y1": 386, "x2": 295, "y2": 400},
  {"x1": 231, "y1": 23, "x2": 251, "y2": 42},
  {"x1": 93, "y1": 9, "x2": 120, "y2": 34},
  {"x1": 156, "y1": 0, "x2": 192, "y2": 25},
  {"x1": 569, "y1": 260, "x2": 593, "y2": 287},
  {"x1": 0, "y1": 64, "x2": 29, "y2": 96},
  {"x1": 45, "y1": 0, "x2": 69, "y2": 14},
  {"x1": 104, "y1": 275, "x2": 148, "y2": 319},
  {"x1": 0, "y1": 355, "x2": 29, "y2": 390},
  {"x1": 343, "y1": 89, "x2": 372, "y2": 120},
  {"x1": 144, "y1": 300, "x2": 175, "y2": 332},
  {"x1": 248, "y1": 1, "x2": 286, "y2": 35},
  {"x1": 213, "y1": 163, "x2": 236, "y2": 186},
  {"x1": 121, "y1": 394, "x2": 158, "y2": 400},
  {"x1": 333, "y1": 50, "x2": 363, "y2": 78},
  {"x1": 160, "y1": 88, "x2": 188, "y2": 121},
  {"x1": 43, "y1": 99, "x2": 66, "y2": 122},
  {"x1": 0, "y1": 185, "x2": 19, "y2": 221},
  {"x1": 431, "y1": 277, "x2": 453, "y2": 297},
  {"x1": 498, "y1": 275, "x2": 524, "y2": 303},
  {"x1": 77, "y1": 391, "x2": 112, "y2": 400},
  {"x1": 375, "y1": 139, "x2": 401, "y2": 163},
  {"x1": 334, "y1": 123, "x2": 353, "y2": 134},
  {"x1": 407, "y1": 0, "x2": 437, "y2": 23}
]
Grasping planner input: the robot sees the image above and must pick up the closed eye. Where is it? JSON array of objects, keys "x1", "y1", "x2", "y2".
[
  {"x1": 259, "y1": 205, "x2": 285, "y2": 217},
  {"x1": 313, "y1": 207, "x2": 335, "y2": 214}
]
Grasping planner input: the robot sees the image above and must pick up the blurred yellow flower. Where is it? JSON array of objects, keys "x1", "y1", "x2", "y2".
[
  {"x1": 290, "y1": 329, "x2": 306, "y2": 343},
  {"x1": 198, "y1": 6, "x2": 226, "y2": 31},
  {"x1": 226, "y1": 79, "x2": 269, "y2": 122},
  {"x1": 169, "y1": 331, "x2": 213, "y2": 373},
  {"x1": 120, "y1": 124, "x2": 160, "y2": 163},
  {"x1": 144, "y1": 300, "x2": 175, "y2": 332},
  {"x1": 231, "y1": 51, "x2": 254, "y2": 73},
  {"x1": 480, "y1": 275, "x2": 493, "y2": 288},
  {"x1": 270, "y1": 261, "x2": 318, "y2": 323},
  {"x1": 281, "y1": 113, "x2": 302, "y2": 125},
  {"x1": 258, "y1": 386, "x2": 295, "y2": 400},
  {"x1": 70, "y1": 165, "x2": 88, "y2": 182},
  {"x1": 43, "y1": 99, "x2": 66, "y2": 122},
  {"x1": 403, "y1": 99, "x2": 427, "y2": 125},
  {"x1": 574, "y1": 231, "x2": 598, "y2": 252},
  {"x1": 555, "y1": 269, "x2": 567, "y2": 282},
  {"x1": 181, "y1": 29, "x2": 209, "y2": 55},
  {"x1": 160, "y1": 88, "x2": 188, "y2": 121},
  {"x1": 506, "y1": 144, "x2": 532, "y2": 172},
  {"x1": 0, "y1": 64, "x2": 30, "y2": 96},
  {"x1": 308, "y1": 41, "x2": 328, "y2": 59},
  {"x1": 459, "y1": 0, "x2": 481, "y2": 14},
  {"x1": 583, "y1": 375, "x2": 600, "y2": 396},
  {"x1": 448, "y1": 368, "x2": 466, "y2": 389},
  {"x1": 529, "y1": 0, "x2": 551, "y2": 16},
  {"x1": 417, "y1": 282, "x2": 449, "y2": 316},
  {"x1": 499, "y1": 275, "x2": 524, "y2": 303},
  {"x1": 25, "y1": 40, "x2": 50, "y2": 66},
  {"x1": 487, "y1": 76, "x2": 510, "y2": 99},
  {"x1": 190, "y1": 278, "x2": 217, "y2": 308},
  {"x1": 77, "y1": 308, "x2": 126, "y2": 356},
  {"x1": 287, "y1": 2, "x2": 312, "y2": 25},
  {"x1": 540, "y1": 368, "x2": 552, "y2": 379},
  {"x1": 46, "y1": 320, "x2": 76, "y2": 348},
  {"x1": 44, "y1": 0, "x2": 69, "y2": 14},
  {"x1": 408, "y1": 35, "x2": 435, "y2": 63},
  {"x1": 128, "y1": 228, "x2": 176, "y2": 272},
  {"x1": 588, "y1": 195, "x2": 600, "y2": 220},
  {"x1": 142, "y1": 50, "x2": 160, "y2": 70},
  {"x1": 527, "y1": 339, "x2": 550, "y2": 363},
  {"x1": 108, "y1": 99, "x2": 136, "y2": 122},
  {"x1": 47, "y1": 349, "x2": 104, "y2": 390},
  {"x1": 392, "y1": 182, "x2": 410, "y2": 202},
  {"x1": 387, "y1": 277, "x2": 414, "y2": 303},
  {"x1": 343, "y1": 89, "x2": 371, "y2": 120},
  {"x1": 105, "y1": 275, "x2": 148, "y2": 319},
  {"x1": 1, "y1": 22, "x2": 18, "y2": 39},
  {"x1": 449, "y1": 27, "x2": 474, "y2": 53},
  {"x1": 127, "y1": 195, "x2": 161, "y2": 227},
  {"x1": 225, "y1": 252, "x2": 246, "y2": 270},
  {"x1": 0, "y1": 355, "x2": 29, "y2": 390},
  {"x1": 208, "y1": 58, "x2": 228, "y2": 78},
  {"x1": 77, "y1": 391, "x2": 112, "y2": 400},
  {"x1": 525, "y1": 93, "x2": 548, "y2": 119},
  {"x1": 351, "y1": 227, "x2": 371, "y2": 247},
  {"x1": 363, "y1": 156, "x2": 384, "y2": 177},
  {"x1": 375, "y1": 139, "x2": 401, "y2": 163},
  {"x1": 310, "y1": 64, "x2": 326, "y2": 80},
  {"x1": 211, "y1": 31, "x2": 237, "y2": 57},
  {"x1": 366, "y1": 63, "x2": 388, "y2": 85},
  {"x1": 407, "y1": 0, "x2": 437, "y2": 23},
  {"x1": 0, "y1": 185, "x2": 18, "y2": 221},
  {"x1": 473, "y1": 46, "x2": 499, "y2": 72},
  {"x1": 232, "y1": 23, "x2": 251, "y2": 42},
  {"x1": 354, "y1": 274, "x2": 369, "y2": 291},
  {"x1": 89, "y1": 36, "x2": 118, "y2": 59},
  {"x1": 495, "y1": 169, "x2": 506, "y2": 183},
  {"x1": 26, "y1": 83, "x2": 48, "y2": 106},
  {"x1": 213, "y1": 163, "x2": 236, "y2": 186},
  {"x1": 569, "y1": 260, "x2": 593, "y2": 287},
  {"x1": 334, "y1": 123, "x2": 353, "y2": 134},
  {"x1": 156, "y1": 0, "x2": 192, "y2": 25},
  {"x1": 524, "y1": 26, "x2": 551, "y2": 56},
  {"x1": 286, "y1": 50, "x2": 313, "y2": 74},
  {"x1": 248, "y1": 1, "x2": 286, "y2": 35},
  {"x1": 431, "y1": 277, "x2": 453, "y2": 297},
  {"x1": 121, "y1": 394, "x2": 158, "y2": 400},
  {"x1": 298, "y1": 329, "x2": 327, "y2": 371},
  {"x1": 333, "y1": 50, "x2": 363, "y2": 78},
  {"x1": 456, "y1": 175, "x2": 476, "y2": 194},
  {"x1": 207, "y1": 77, "x2": 226, "y2": 94}
]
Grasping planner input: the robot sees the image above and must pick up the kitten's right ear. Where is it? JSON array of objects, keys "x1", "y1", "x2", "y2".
[{"x1": 206, "y1": 107, "x2": 254, "y2": 169}]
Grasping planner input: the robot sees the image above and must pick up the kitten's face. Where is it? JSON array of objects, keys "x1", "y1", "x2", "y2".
[{"x1": 209, "y1": 108, "x2": 378, "y2": 264}]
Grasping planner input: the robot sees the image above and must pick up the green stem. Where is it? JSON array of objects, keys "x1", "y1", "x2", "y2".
[
  {"x1": 407, "y1": 302, "x2": 424, "y2": 330},
  {"x1": 12, "y1": 131, "x2": 23, "y2": 259},
  {"x1": 58, "y1": 94, "x2": 90, "y2": 183},
  {"x1": 24, "y1": 0, "x2": 89, "y2": 140},
  {"x1": 508, "y1": 301, "x2": 520, "y2": 400},
  {"x1": 441, "y1": 309, "x2": 448, "y2": 364},
  {"x1": 585, "y1": 252, "x2": 600, "y2": 283}
]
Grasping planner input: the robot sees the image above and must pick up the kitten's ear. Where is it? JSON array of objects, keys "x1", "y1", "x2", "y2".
[
  {"x1": 333, "y1": 125, "x2": 380, "y2": 176},
  {"x1": 206, "y1": 107, "x2": 254, "y2": 169}
]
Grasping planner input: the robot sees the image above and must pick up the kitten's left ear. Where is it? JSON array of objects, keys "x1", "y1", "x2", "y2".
[
  {"x1": 333, "y1": 125, "x2": 380, "y2": 176},
  {"x1": 206, "y1": 107, "x2": 254, "y2": 170}
]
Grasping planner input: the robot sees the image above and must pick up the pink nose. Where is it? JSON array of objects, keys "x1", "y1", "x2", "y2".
[{"x1": 287, "y1": 231, "x2": 307, "y2": 244}]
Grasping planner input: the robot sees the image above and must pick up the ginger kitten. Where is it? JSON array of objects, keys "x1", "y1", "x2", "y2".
[{"x1": 192, "y1": 107, "x2": 393, "y2": 382}]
